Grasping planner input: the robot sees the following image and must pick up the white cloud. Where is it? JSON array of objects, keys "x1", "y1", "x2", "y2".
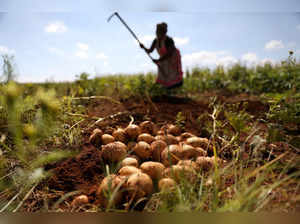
[
  {"x1": 182, "y1": 51, "x2": 236, "y2": 68},
  {"x1": 134, "y1": 35, "x2": 155, "y2": 46},
  {"x1": 242, "y1": 53, "x2": 258, "y2": 64},
  {"x1": 75, "y1": 51, "x2": 88, "y2": 59},
  {"x1": 0, "y1": 45, "x2": 15, "y2": 55},
  {"x1": 265, "y1": 40, "x2": 284, "y2": 50},
  {"x1": 48, "y1": 47, "x2": 64, "y2": 56},
  {"x1": 174, "y1": 37, "x2": 189, "y2": 46},
  {"x1": 259, "y1": 58, "x2": 275, "y2": 65},
  {"x1": 77, "y1": 42, "x2": 89, "y2": 51},
  {"x1": 45, "y1": 21, "x2": 67, "y2": 33},
  {"x1": 96, "y1": 53, "x2": 108, "y2": 60}
]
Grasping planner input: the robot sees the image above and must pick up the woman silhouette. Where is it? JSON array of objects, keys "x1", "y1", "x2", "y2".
[{"x1": 140, "y1": 22, "x2": 183, "y2": 89}]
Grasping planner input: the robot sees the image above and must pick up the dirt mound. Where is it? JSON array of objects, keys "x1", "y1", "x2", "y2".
[{"x1": 48, "y1": 145, "x2": 103, "y2": 195}]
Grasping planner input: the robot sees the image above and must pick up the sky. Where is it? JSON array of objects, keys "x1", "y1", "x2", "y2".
[{"x1": 0, "y1": 0, "x2": 300, "y2": 82}]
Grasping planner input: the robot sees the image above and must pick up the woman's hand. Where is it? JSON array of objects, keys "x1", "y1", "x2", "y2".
[
  {"x1": 152, "y1": 59, "x2": 160, "y2": 64},
  {"x1": 139, "y1": 43, "x2": 145, "y2": 49}
]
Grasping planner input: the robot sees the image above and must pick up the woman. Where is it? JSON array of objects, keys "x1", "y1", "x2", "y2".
[{"x1": 140, "y1": 22, "x2": 183, "y2": 89}]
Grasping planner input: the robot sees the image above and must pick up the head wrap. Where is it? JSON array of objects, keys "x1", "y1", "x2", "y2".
[{"x1": 156, "y1": 22, "x2": 168, "y2": 34}]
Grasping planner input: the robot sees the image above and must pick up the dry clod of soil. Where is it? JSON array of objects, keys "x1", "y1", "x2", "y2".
[
  {"x1": 71, "y1": 195, "x2": 89, "y2": 207},
  {"x1": 118, "y1": 166, "x2": 141, "y2": 177},
  {"x1": 158, "y1": 178, "x2": 176, "y2": 192},
  {"x1": 137, "y1": 133, "x2": 155, "y2": 144},
  {"x1": 101, "y1": 134, "x2": 115, "y2": 145},
  {"x1": 96, "y1": 174, "x2": 125, "y2": 208},
  {"x1": 126, "y1": 172, "x2": 153, "y2": 200},
  {"x1": 151, "y1": 140, "x2": 167, "y2": 162},
  {"x1": 139, "y1": 121, "x2": 158, "y2": 135},
  {"x1": 112, "y1": 128, "x2": 127, "y2": 143},
  {"x1": 101, "y1": 141, "x2": 127, "y2": 163},
  {"x1": 121, "y1": 157, "x2": 139, "y2": 168},
  {"x1": 140, "y1": 161, "x2": 165, "y2": 180},
  {"x1": 161, "y1": 144, "x2": 182, "y2": 167},
  {"x1": 133, "y1": 141, "x2": 152, "y2": 160},
  {"x1": 125, "y1": 124, "x2": 141, "y2": 140},
  {"x1": 89, "y1": 128, "x2": 103, "y2": 146}
]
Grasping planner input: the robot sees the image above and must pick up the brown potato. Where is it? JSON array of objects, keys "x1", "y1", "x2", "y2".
[
  {"x1": 140, "y1": 161, "x2": 165, "y2": 180},
  {"x1": 163, "y1": 165, "x2": 196, "y2": 183},
  {"x1": 96, "y1": 174, "x2": 125, "y2": 208},
  {"x1": 137, "y1": 133, "x2": 155, "y2": 144},
  {"x1": 186, "y1": 137, "x2": 210, "y2": 149},
  {"x1": 161, "y1": 145, "x2": 182, "y2": 167},
  {"x1": 155, "y1": 135, "x2": 165, "y2": 141},
  {"x1": 118, "y1": 166, "x2": 141, "y2": 176},
  {"x1": 180, "y1": 132, "x2": 195, "y2": 142},
  {"x1": 101, "y1": 134, "x2": 115, "y2": 145},
  {"x1": 195, "y1": 156, "x2": 215, "y2": 171},
  {"x1": 71, "y1": 195, "x2": 89, "y2": 207},
  {"x1": 89, "y1": 128, "x2": 103, "y2": 146},
  {"x1": 158, "y1": 178, "x2": 176, "y2": 192},
  {"x1": 151, "y1": 140, "x2": 167, "y2": 162},
  {"x1": 112, "y1": 128, "x2": 127, "y2": 143},
  {"x1": 167, "y1": 124, "x2": 181, "y2": 136},
  {"x1": 139, "y1": 121, "x2": 158, "y2": 135},
  {"x1": 120, "y1": 157, "x2": 139, "y2": 168},
  {"x1": 177, "y1": 160, "x2": 198, "y2": 171},
  {"x1": 101, "y1": 141, "x2": 127, "y2": 163},
  {"x1": 125, "y1": 124, "x2": 141, "y2": 140},
  {"x1": 133, "y1": 141, "x2": 152, "y2": 160},
  {"x1": 181, "y1": 144, "x2": 207, "y2": 159},
  {"x1": 126, "y1": 173, "x2": 153, "y2": 200}
]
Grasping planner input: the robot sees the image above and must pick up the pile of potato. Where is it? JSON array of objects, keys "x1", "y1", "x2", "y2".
[{"x1": 87, "y1": 121, "x2": 224, "y2": 208}]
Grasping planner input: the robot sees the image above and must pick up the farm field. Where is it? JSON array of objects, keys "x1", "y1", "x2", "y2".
[{"x1": 0, "y1": 57, "x2": 299, "y2": 212}]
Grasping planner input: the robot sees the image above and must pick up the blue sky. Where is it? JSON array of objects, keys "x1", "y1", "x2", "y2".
[{"x1": 0, "y1": 0, "x2": 300, "y2": 82}]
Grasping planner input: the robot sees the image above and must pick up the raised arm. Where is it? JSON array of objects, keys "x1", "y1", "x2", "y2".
[{"x1": 140, "y1": 39, "x2": 156, "y2": 54}]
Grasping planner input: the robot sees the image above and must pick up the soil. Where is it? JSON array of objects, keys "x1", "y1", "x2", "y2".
[{"x1": 40, "y1": 91, "x2": 295, "y2": 211}]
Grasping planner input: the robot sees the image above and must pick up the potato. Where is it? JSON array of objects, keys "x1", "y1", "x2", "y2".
[
  {"x1": 155, "y1": 135, "x2": 165, "y2": 141},
  {"x1": 140, "y1": 161, "x2": 165, "y2": 180},
  {"x1": 125, "y1": 124, "x2": 141, "y2": 140},
  {"x1": 137, "y1": 133, "x2": 155, "y2": 144},
  {"x1": 71, "y1": 195, "x2": 89, "y2": 207},
  {"x1": 96, "y1": 174, "x2": 125, "y2": 208},
  {"x1": 139, "y1": 121, "x2": 158, "y2": 135},
  {"x1": 126, "y1": 173, "x2": 153, "y2": 200},
  {"x1": 151, "y1": 140, "x2": 167, "y2": 162},
  {"x1": 164, "y1": 134, "x2": 179, "y2": 145},
  {"x1": 195, "y1": 156, "x2": 215, "y2": 171},
  {"x1": 120, "y1": 157, "x2": 139, "y2": 168},
  {"x1": 163, "y1": 165, "x2": 196, "y2": 183},
  {"x1": 133, "y1": 141, "x2": 152, "y2": 160},
  {"x1": 118, "y1": 166, "x2": 141, "y2": 176},
  {"x1": 101, "y1": 134, "x2": 115, "y2": 145},
  {"x1": 167, "y1": 124, "x2": 181, "y2": 136},
  {"x1": 89, "y1": 128, "x2": 103, "y2": 146},
  {"x1": 157, "y1": 130, "x2": 164, "y2": 136},
  {"x1": 161, "y1": 145, "x2": 182, "y2": 167},
  {"x1": 186, "y1": 137, "x2": 210, "y2": 149},
  {"x1": 180, "y1": 132, "x2": 195, "y2": 141},
  {"x1": 101, "y1": 141, "x2": 127, "y2": 163},
  {"x1": 181, "y1": 144, "x2": 207, "y2": 159},
  {"x1": 112, "y1": 128, "x2": 127, "y2": 143},
  {"x1": 177, "y1": 160, "x2": 198, "y2": 171},
  {"x1": 158, "y1": 178, "x2": 176, "y2": 192}
]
